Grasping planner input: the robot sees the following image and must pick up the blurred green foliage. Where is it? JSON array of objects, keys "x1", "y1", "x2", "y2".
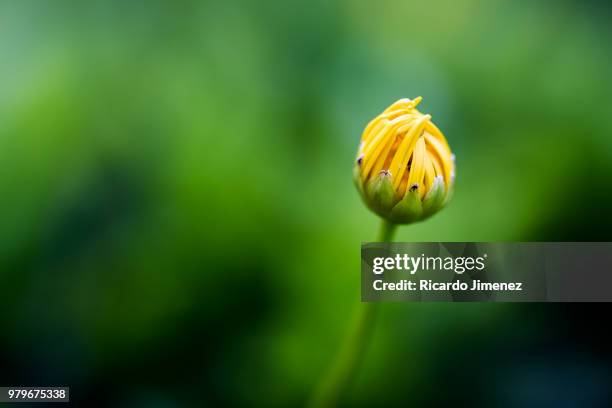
[{"x1": 1, "y1": 0, "x2": 611, "y2": 406}]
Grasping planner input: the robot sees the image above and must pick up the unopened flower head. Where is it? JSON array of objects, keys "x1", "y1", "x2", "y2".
[{"x1": 354, "y1": 97, "x2": 455, "y2": 224}]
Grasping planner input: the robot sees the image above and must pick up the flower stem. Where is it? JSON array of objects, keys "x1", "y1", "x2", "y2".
[
  {"x1": 308, "y1": 219, "x2": 396, "y2": 408},
  {"x1": 378, "y1": 219, "x2": 397, "y2": 243}
]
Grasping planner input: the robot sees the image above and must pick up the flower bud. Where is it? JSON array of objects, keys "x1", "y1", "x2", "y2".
[{"x1": 354, "y1": 97, "x2": 455, "y2": 224}]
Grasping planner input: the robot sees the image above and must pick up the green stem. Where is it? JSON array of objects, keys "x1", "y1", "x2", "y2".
[
  {"x1": 378, "y1": 219, "x2": 397, "y2": 243},
  {"x1": 308, "y1": 219, "x2": 396, "y2": 408}
]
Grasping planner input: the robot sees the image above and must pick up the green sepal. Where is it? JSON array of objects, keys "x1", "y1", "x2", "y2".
[
  {"x1": 389, "y1": 185, "x2": 422, "y2": 223},
  {"x1": 422, "y1": 176, "x2": 446, "y2": 217},
  {"x1": 365, "y1": 171, "x2": 396, "y2": 214},
  {"x1": 353, "y1": 164, "x2": 365, "y2": 196}
]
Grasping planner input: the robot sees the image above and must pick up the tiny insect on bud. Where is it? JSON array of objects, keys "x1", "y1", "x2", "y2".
[{"x1": 353, "y1": 97, "x2": 455, "y2": 224}]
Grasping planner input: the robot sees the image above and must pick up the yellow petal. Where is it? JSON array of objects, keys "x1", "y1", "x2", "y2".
[
  {"x1": 425, "y1": 133, "x2": 453, "y2": 186},
  {"x1": 381, "y1": 108, "x2": 412, "y2": 120},
  {"x1": 423, "y1": 152, "x2": 436, "y2": 194},
  {"x1": 428, "y1": 148, "x2": 443, "y2": 177},
  {"x1": 370, "y1": 130, "x2": 397, "y2": 176},
  {"x1": 383, "y1": 99, "x2": 411, "y2": 113},
  {"x1": 363, "y1": 98, "x2": 422, "y2": 142},
  {"x1": 361, "y1": 118, "x2": 386, "y2": 144},
  {"x1": 407, "y1": 136, "x2": 427, "y2": 197},
  {"x1": 363, "y1": 114, "x2": 419, "y2": 179},
  {"x1": 396, "y1": 117, "x2": 418, "y2": 134},
  {"x1": 425, "y1": 121, "x2": 451, "y2": 151},
  {"x1": 361, "y1": 117, "x2": 381, "y2": 141},
  {"x1": 389, "y1": 115, "x2": 430, "y2": 189},
  {"x1": 361, "y1": 124, "x2": 396, "y2": 181}
]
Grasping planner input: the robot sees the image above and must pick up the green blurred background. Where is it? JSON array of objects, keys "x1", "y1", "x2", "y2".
[{"x1": 1, "y1": 0, "x2": 612, "y2": 406}]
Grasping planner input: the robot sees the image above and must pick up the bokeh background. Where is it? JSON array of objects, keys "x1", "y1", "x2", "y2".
[{"x1": 1, "y1": 0, "x2": 612, "y2": 406}]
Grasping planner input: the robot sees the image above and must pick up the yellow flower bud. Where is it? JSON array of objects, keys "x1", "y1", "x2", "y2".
[{"x1": 354, "y1": 97, "x2": 455, "y2": 224}]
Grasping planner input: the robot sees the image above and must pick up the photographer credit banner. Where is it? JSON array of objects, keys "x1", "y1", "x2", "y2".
[{"x1": 361, "y1": 243, "x2": 612, "y2": 302}]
